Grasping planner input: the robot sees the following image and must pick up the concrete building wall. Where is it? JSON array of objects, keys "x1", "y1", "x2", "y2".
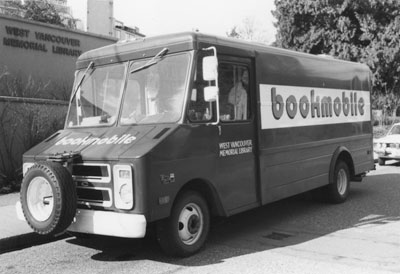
[
  {"x1": 0, "y1": 14, "x2": 117, "y2": 98},
  {"x1": 0, "y1": 14, "x2": 118, "y2": 181}
]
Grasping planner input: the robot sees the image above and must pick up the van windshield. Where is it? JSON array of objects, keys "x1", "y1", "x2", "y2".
[
  {"x1": 66, "y1": 52, "x2": 191, "y2": 128},
  {"x1": 120, "y1": 53, "x2": 190, "y2": 125},
  {"x1": 67, "y1": 63, "x2": 126, "y2": 127}
]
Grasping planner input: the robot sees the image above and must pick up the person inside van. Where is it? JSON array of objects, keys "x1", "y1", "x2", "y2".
[
  {"x1": 146, "y1": 66, "x2": 161, "y2": 115},
  {"x1": 228, "y1": 69, "x2": 248, "y2": 120}
]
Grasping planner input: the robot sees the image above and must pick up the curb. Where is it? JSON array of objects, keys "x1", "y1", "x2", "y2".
[{"x1": 0, "y1": 232, "x2": 69, "y2": 254}]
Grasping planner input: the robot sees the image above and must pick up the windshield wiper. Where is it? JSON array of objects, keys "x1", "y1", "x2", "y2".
[
  {"x1": 70, "y1": 61, "x2": 94, "y2": 103},
  {"x1": 130, "y1": 48, "x2": 168, "y2": 74}
]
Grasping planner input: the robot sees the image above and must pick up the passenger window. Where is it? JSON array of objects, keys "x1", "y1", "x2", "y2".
[{"x1": 219, "y1": 63, "x2": 250, "y2": 121}]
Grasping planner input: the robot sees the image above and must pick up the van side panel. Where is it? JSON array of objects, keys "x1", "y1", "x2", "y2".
[
  {"x1": 255, "y1": 51, "x2": 374, "y2": 204},
  {"x1": 145, "y1": 125, "x2": 223, "y2": 222}
]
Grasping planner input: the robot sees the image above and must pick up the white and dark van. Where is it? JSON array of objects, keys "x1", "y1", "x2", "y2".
[{"x1": 18, "y1": 32, "x2": 374, "y2": 257}]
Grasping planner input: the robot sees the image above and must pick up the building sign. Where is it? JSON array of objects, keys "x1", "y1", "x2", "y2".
[
  {"x1": 3, "y1": 25, "x2": 82, "y2": 57},
  {"x1": 219, "y1": 139, "x2": 253, "y2": 157},
  {"x1": 0, "y1": 15, "x2": 116, "y2": 97}
]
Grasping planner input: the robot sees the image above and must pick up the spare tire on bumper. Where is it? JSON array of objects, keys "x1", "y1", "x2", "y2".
[{"x1": 20, "y1": 162, "x2": 77, "y2": 235}]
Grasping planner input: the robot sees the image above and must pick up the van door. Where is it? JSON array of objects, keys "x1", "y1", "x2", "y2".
[{"x1": 215, "y1": 59, "x2": 258, "y2": 213}]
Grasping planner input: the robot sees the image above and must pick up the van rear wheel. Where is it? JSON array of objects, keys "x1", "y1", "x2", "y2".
[
  {"x1": 157, "y1": 191, "x2": 210, "y2": 257},
  {"x1": 325, "y1": 160, "x2": 350, "y2": 204},
  {"x1": 20, "y1": 162, "x2": 77, "y2": 235}
]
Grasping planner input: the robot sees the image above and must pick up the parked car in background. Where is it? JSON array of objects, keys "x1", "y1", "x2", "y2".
[{"x1": 374, "y1": 122, "x2": 400, "y2": 165}]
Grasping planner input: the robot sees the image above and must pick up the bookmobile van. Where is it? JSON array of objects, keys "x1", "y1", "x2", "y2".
[{"x1": 18, "y1": 32, "x2": 374, "y2": 257}]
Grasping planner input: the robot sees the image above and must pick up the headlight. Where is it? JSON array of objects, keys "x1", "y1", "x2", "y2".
[{"x1": 113, "y1": 165, "x2": 134, "y2": 210}]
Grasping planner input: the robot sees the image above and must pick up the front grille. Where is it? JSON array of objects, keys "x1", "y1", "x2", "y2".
[
  {"x1": 72, "y1": 163, "x2": 111, "y2": 183},
  {"x1": 73, "y1": 165, "x2": 109, "y2": 178},
  {"x1": 72, "y1": 163, "x2": 112, "y2": 208},
  {"x1": 77, "y1": 188, "x2": 111, "y2": 203}
]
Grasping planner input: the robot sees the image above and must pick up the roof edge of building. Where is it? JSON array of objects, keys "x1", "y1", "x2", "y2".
[{"x1": 0, "y1": 13, "x2": 118, "y2": 42}]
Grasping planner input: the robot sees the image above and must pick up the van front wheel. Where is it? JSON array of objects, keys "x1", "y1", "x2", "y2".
[{"x1": 157, "y1": 191, "x2": 210, "y2": 257}]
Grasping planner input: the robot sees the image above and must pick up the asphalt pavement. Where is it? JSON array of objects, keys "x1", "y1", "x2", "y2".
[{"x1": 0, "y1": 192, "x2": 65, "y2": 253}]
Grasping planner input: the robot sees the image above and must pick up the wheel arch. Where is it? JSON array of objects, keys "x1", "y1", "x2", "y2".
[
  {"x1": 329, "y1": 146, "x2": 355, "y2": 184},
  {"x1": 176, "y1": 178, "x2": 226, "y2": 217}
]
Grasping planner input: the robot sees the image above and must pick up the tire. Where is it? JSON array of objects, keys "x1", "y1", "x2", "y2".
[
  {"x1": 324, "y1": 160, "x2": 350, "y2": 204},
  {"x1": 157, "y1": 191, "x2": 210, "y2": 257},
  {"x1": 378, "y1": 158, "x2": 386, "y2": 166},
  {"x1": 20, "y1": 162, "x2": 77, "y2": 235}
]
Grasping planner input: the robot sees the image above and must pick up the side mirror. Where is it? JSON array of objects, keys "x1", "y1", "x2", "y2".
[
  {"x1": 202, "y1": 56, "x2": 218, "y2": 81},
  {"x1": 201, "y1": 47, "x2": 220, "y2": 125},
  {"x1": 204, "y1": 86, "x2": 219, "y2": 102}
]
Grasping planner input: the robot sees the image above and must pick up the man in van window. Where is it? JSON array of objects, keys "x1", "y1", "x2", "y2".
[
  {"x1": 146, "y1": 66, "x2": 160, "y2": 114},
  {"x1": 228, "y1": 69, "x2": 248, "y2": 120}
]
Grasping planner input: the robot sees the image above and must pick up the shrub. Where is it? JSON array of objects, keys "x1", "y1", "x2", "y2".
[{"x1": 0, "y1": 68, "x2": 67, "y2": 193}]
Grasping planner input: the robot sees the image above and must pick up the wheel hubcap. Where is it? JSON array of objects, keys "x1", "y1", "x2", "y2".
[
  {"x1": 178, "y1": 203, "x2": 203, "y2": 245},
  {"x1": 27, "y1": 177, "x2": 54, "y2": 221},
  {"x1": 337, "y1": 169, "x2": 348, "y2": 195}
]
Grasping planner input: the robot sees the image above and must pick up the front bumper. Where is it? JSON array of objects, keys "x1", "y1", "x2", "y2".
[
  {"x1": 16, "y1": 202, "x2": 147, "y2": 238},
  {"x1": 67, "y1": 209, "x2": 147, "y2": 238},
  {"x1": 375, "y1": 147, "x2": 400, "y2": 160}
]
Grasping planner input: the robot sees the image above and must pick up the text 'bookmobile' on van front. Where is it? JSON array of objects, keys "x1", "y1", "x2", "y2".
[{"x1": 17, "y1": 32, "x2": 374, "y2": 257}]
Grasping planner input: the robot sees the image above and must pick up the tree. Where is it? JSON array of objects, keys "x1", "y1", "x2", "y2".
[
  {"x1": 273, "y1": 0, "x2": 400, "y2": 113},
  {"x1": 227, "y1": 17, "x2": 273, "y2": 44},
  {"x1": 226, "y1": 26, "x2": 241, "y2": 39},
  {"x1": 5, "y1": 0, "x2": 77, "y2": 29},
  {"x1": 23, "y1": 0, "x2": 64, "y2": 27}
]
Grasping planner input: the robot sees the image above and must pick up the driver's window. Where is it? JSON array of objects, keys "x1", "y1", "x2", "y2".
[
  {"x1": 188, "y1": 54, "x2": 214, "y2": 122},
  {"x1": 219, "y1": 63, "x2": 250, "y2": 121},
  {"x1": 188, "y1": 89, "x2": 213, "y2": 122}
]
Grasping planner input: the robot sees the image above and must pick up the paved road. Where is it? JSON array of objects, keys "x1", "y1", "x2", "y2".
[{"x1": 1, "y1": 163, "x2": 399, "y2": 274}]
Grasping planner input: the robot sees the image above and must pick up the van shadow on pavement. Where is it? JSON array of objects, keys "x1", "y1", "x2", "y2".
[{"x1": 66, "y1": 167, "x2": 400, "y2": 266}]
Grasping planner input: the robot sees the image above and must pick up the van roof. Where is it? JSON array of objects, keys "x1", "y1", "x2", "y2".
[
  {"x1": 76, "y1": 32, "x2": 369, "y2": 72},
  {"x1": 78, "y1": 32, "x2": 199, "y2": 62}
]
